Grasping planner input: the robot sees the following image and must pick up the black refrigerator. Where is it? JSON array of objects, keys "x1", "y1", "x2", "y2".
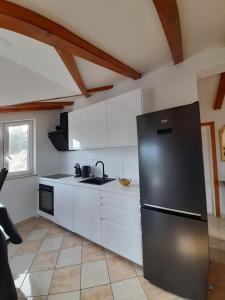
[{"x1": 137, "y1": 102, "x2": 209, "y2": 300}]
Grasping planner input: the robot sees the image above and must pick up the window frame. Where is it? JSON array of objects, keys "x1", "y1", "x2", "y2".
[{"x1": 3, "y1": 120, "x2": 35, "y2": 178}]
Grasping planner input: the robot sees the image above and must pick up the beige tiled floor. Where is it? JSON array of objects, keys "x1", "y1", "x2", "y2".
[{"x1": 7, "y1": 215, "x2": 225, "y2": 299}]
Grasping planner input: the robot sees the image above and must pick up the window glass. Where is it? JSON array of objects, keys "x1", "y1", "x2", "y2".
[{"x1": 3, "y1": 120, "x2": 34, "y2": 177}]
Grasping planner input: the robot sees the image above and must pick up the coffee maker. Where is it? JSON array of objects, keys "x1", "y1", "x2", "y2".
[{"x1": 74, "y1": 163, "x2": 82, "y2": 177}]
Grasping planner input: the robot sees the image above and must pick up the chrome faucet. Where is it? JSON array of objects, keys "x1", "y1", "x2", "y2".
[{"x1": 95, "y1": 161, "x2": 108, "y2": 180}]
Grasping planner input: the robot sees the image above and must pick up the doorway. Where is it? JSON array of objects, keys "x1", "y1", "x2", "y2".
[{"x1": 201, "y1": 122, "x2": 220, "y2": 217}]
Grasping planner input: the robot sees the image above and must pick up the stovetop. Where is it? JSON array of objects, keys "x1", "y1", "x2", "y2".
[{"x1": 42, "y1": 174, "x2": 72, "y2": 179}]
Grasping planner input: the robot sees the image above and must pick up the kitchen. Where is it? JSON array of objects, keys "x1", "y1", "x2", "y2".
[{"x1": 0, "y1": 1, "x2": 225, "y2": 300}]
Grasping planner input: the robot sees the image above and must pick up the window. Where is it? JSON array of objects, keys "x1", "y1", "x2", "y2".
[{"x1": 1, "y1": 120, "x2": 34, "y2": 177}]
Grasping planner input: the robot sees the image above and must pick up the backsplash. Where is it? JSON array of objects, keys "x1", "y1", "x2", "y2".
[{"x1": 60, "y1": 146, "x2": 140, "y2": 183}]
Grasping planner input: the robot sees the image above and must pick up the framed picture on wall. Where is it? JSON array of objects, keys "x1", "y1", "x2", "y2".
[{"x1": 219, "y1": 125, "x2": 225, "y2": 161}]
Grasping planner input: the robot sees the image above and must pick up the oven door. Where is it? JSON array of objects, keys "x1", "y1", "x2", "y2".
[{"x1": 39, "y1": 184, "x2": 54, "y2": 216}]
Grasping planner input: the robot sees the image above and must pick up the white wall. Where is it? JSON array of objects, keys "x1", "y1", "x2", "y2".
[
  {"x1": 0, "y1": 110, "x2": 61, "y2": 223},
  {"x1": 70, "y1": 46, "x2": 225, "y2": 112},
  {"x1": 198, "y1": 74, "x2": 225, "y2": 214},
  {"x1": 61, "y1": 146, "x2": 139, "y2": 183},
  {"x1": 0, "y1": 55, "x2": 74, "y2": 106}
]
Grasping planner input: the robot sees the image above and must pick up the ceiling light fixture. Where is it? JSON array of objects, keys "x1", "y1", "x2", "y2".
[{"x1": 0, "y1": 37, "x2": 12, "y2": 47}]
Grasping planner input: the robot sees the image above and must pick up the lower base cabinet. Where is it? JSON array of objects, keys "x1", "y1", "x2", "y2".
[
  {"x1": 75, "y1": 187, "x2": 101, "y2": 244},
  {"x1": 38, "y1": 180, "x2": 142, "y2": 265},
  {"x1": 101, "y1": 219, "x2": 142, "y2": 265},
  {"x1": 54, "y1": 183, "x2": 74, "y2": 231}
]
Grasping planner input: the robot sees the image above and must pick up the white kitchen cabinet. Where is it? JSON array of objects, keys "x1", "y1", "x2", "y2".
[
  {"x1": 107, "y1": 89, "x2": 142, "y2": 146},
  {"x1": 68, "y1": 109, "x2": 82, "y2": 150},
  {"x1": 54, "y1": 183, "x2": 74, "y2": 231},
  {"x1": 82, "y1": 101, "x2": 107, "y2": 149},
  {"x1": 100, "y1": 191, "x2": 142, "y2": 265},
  {"x1": 75, "y1": 187, "x2": 101, "y2": 244},
  {"x1": 102, "y1": 220, "x2": 142, "y2": 265}
]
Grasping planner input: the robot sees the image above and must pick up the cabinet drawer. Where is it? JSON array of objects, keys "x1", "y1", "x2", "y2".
[
  {"x1": 101, "y1": 198, "x2": 140, "y2": 213},
  {"x1": 101, "y1": 220, "x2": 142, "y2": 265},
  {"x1": 101, "y1": 206, "x2": 141, "y2": 231},
  {"x1": 101, "y1": 191, "x2": 140, "y2": 207}
]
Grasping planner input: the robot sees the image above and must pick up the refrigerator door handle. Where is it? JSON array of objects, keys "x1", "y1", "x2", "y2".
[{"x1": 143, "y1": 204, "x2": 202, "y2": 218}]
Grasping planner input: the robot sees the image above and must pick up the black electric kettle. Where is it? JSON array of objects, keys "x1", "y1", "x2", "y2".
[{"x1": 81, "y1": 165, "x2": 91, "y2": 178}]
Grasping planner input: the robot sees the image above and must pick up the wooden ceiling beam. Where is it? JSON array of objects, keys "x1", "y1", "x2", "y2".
[
  {"x1": 153, "y1": 0, "x2": 183, "y2": 64},
  {"x1": 6, "y1": 101, "x2": 74, "y2": 108},
  {"x1": 214, "y1": 73, "x2": 225, "y2": 110},
  {"x1": 0, "y1": 106, "x2": 64, "y2": 113},
  {"x1": 56, "y1": 49, "x2": 89, "y2": 97},
  {"x1": 0, "y1": 1, "x2": 141, "y2": 80},
  {"x1": 87, "y1": 85, "x2": 113, "y2": 94}
]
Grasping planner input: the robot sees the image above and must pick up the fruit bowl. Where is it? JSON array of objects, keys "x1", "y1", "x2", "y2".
[{"x1": 119, "y1": 178, "x2": 132, "y2": 186}]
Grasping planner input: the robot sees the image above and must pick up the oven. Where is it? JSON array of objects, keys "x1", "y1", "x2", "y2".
[{"x1": 39, "y1": 184, "x2": 54, "y2": 216}]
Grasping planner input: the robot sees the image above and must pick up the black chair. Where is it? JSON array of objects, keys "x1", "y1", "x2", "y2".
[{"x1": 0, "y1": 168, "x2": 22, "y2": 300}]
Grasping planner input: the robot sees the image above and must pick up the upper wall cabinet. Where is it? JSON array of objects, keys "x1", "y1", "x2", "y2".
[
  {"x1": 107, "y1": 89, "x2": 142, "y2": 147},
  {"x1": 82, "y1": 101, "x2": 107, "y2": 149},
  {"x1": 68, "y1": 89, "x2": 143, "y2": 150},
  {"x1": 68, "y1": 109, "x2": 82, "y2": 150}
]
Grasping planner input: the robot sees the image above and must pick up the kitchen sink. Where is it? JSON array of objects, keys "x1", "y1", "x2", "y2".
[{"x1": 80, "y1": 177, "x2": 115, "y2": 185}]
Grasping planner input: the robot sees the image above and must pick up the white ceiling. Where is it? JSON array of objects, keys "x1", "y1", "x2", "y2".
[{"x1": 0, "y1": 0, "x2": 225, "y2": 105}]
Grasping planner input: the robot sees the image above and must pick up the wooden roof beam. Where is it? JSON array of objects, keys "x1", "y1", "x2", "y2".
[
  {"x1": 56, "y1": 49, "x2": 89, "y2": 97},
  {"x1": 0, "y1": 1, "x2": 141, "y2": 80},
  {"x1": 0, "y1": 106, "x2": 64, "y2": 113},
  {"x1": 5, "y1": 101, "x2": 74, "y2": 108},
  {"x1": 214, "y1": 72, "x2": 225, "y2": 110},
  {"x1": 153, "y1": 0, "x2": 183, "y2": 64}
]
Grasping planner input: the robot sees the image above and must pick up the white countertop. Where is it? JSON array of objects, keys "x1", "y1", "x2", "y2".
[{"x1": 39, "y1": 176, "x2": 140, "y2": 197}]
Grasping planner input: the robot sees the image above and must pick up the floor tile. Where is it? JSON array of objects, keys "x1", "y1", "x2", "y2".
[
  {"x1": 211, "y1": 239, "x2": 225, "y2": 252},
  {"x1": 39, "y1": 236, "x2": 63, "y2": 252},
  {"x1": 134, "y1": 263, "x2": 144, "y2": 276},
  {"x1": 139, "y1": 276, "x2": 177, "y2": 300},
  {"x1": 30, "y1": 250, "x2": 59, "y2": 272},
  {"x1": 17, "y1": 218, "x2": 38, "y2": 232},
  {"x1": 26, "y1": 228, "x2": 49, "y2": 241},
  {"x1": 210, "y1": 248, "x2": 225, "y2": 264},
  {"x1": 81, "y1": 284, "x2": 113, "y2": 300},
  {"x1": 82, "y1": 244, "x2": 105, "y2": 263},
  {"x1": 19, "y1": 231, "x2": 31, "y2": 241},
  {"x1": 8, "y1": 243, "x2": 21, "y2": 257},
  {"x1": 81, "y1": 260, "x2": 110, "y2": 289},
  {"x1": 48, "y1": 291, "x2": 80, "y2": 300},
  {"x1": 82, "y1": 238, "x2": 95, "y2": 246},
  {"x1": 47, "y1": 232, "x2": 65, "y2": 239},
  {"x1": 56, "y1": 246, "x2": 82, "y2": 268},
  {"x1": 20, "y1": 270, "x2": 54, "y2": 297},
  {"x1": 10, "y1": 253, "x2": 36, "y2": 274},
  {"x1": 106, "y1": 256, "x2": 137, "y2": 283},
  {"x1": 105, "y1": 249, "x2": 118, "y2": 259},
  {"x1": 48, "y1": 225, "x2": 66, "y2": 235},
  {"x1": 27, "y1": 297, "x2": 48, "y2": 300},
  {"x1": 35, "y1": 217, "x2": 54, "y2": 229},
  {"x1": 16, "y1": 239, "x2": 43, "y2": 256},
  {"x1": 49, "y1": 265, "x2": 81, "y2": 294},
  {"x1": 13, "y1": 273, "x2": 26, "y2": 289},
  {"x1": 111, "y1": 277, "x2": 147, "y2": 300},
  {"x1": 62, "y1": 234, "x2": 82, "y2": 249}
]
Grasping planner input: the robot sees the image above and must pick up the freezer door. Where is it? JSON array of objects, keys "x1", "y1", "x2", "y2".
[
  {"x1": 141, "y1": 208, "x2": 209, "y2": 300},
  {"x1": 137, "y1": 102, "x2": 207, "y2": 220}
]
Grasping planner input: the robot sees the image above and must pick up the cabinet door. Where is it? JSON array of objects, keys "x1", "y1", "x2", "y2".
[
  {"x1": 68, "y1": 109, "x2": 82, "y2": 150},
  {"x1": 82, "y1": 102, "x2": 107, "y2": 149},
  {"x1": 107, "y1": 89, "x2": 142, "y2": 146},
  {"x1": 54, "y1": 183, "x2": 74, "y2": 231},
  {"x1": 76, "y1": 187, "x2": 101, "y2": 244},
  {"x1": 101, "y1": 220, "x2": 142, "y2": 265}
]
